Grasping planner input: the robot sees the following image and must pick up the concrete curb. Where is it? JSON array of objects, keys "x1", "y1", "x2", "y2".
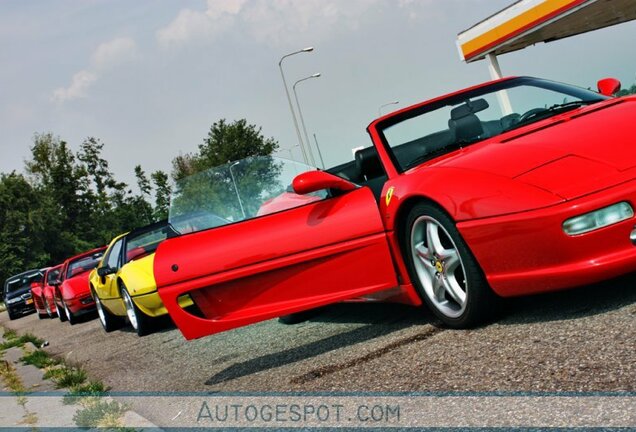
[{"x1": 1, "y1": 326, "x2": 161, "y2": 430}]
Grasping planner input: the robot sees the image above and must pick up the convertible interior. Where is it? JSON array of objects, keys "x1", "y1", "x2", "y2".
[{"x1": 326, "y1": 98, "x2": 523, "y2": 201}]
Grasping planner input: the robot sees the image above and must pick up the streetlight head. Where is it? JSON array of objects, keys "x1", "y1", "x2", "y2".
[
  {"x1": 391, "y1": 100, "x2": 399, "y2": 104},
  {"x1": 312, "y1": 73, "x2": 321, "y2": 78},
  {"x1": 302, "y1": 47, "x2": 314, "y2": 52}
]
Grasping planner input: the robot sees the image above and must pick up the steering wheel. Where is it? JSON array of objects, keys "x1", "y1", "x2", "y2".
[{"x1": 518, "y1": 107, "x2": 546, "y2": 123}]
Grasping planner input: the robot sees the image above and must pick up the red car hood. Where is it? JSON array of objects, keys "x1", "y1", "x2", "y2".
[
  {"x1": 61, "y1": 272, "x2": 91, "y2": 298},
  {"x1": 435, "y1": 98, "x2": 636, "y2": 200}
]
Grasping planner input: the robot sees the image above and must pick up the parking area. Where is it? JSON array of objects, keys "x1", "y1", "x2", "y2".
[{"x1": 1, "y1": 275, "x2": 635, "y2": 396}]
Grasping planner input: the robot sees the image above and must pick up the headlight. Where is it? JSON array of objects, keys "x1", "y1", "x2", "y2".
[
  {"x1": 6, "y1": 297, "x2": 21, "y2": 305},
  {"x1": 563, "y1": 202, "x2": 634, "y2": 235}
]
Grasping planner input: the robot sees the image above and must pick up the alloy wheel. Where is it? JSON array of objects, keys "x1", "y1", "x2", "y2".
[{"x1": 410, "y1": 215, "x2": 468, "y2": 319}]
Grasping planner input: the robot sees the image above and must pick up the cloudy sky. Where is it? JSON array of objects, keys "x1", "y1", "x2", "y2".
[{"x1": 2, "y1": 0, "x2": 635, "y2": 185}]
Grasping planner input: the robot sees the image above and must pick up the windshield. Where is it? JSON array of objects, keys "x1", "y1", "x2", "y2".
[
  {"x1": 169, "y1": 156, "x2": 325, "y2": 236},
  {"x1": 66, "y1": 252, "x2": 104, "y2": 279},
  {"x1": 125, "y1": 223, "x2": 171, "y2": 264},
  {"x1": 46, "y1": 268, "x2": 61, "y2": 285},
  {"x1": 380, "y1": 77, "x2": 608, "y2": 171},
  {"x1": 4, "y1": 271, "x2": 42, "y2": 294}
]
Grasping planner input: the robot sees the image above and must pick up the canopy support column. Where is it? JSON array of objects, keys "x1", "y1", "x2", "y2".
[{"x1": 487, "y1": 54, "x2": 513, "y2": 115}]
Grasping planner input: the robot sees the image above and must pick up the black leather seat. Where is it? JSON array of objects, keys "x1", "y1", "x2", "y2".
[
  {"x1": 354, "y1": 147, "x2": 387, "y2": 200},
  {"x1": 448, "y1": 99, "x2": 489, "y2": 144}
]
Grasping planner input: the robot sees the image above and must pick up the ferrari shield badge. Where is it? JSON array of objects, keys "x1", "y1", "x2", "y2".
[{"x1": 385, "y1": 186, "x2": 395, "y2": 207}]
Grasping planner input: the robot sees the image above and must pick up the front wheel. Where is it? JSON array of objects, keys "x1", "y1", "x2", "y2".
[
  {"x1": 94, "y1": 291, "x2": 124, "y2": 332},
  {"x1": 121, "y1": 285, "x2": 154, "y2": 337},
  {"x1": 7, "y1": 307, "x2": 16, "y2": 321},
  {"x1": 56, "y1": 293, "x2": 68, "y2": 322},
  {"x1": 63, "y1": 300, "x2": 76, "y2": 325},
  {"x1": 403, "y1": 202, "x2": 500, "y2": 328}
]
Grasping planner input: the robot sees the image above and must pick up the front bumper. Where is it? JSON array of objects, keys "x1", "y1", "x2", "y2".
[
  {"x1": 6, "y1": 298, "x2": 35, "y2": 315},
  {"x1": 459, "y1": 179, "x2": 636, "y2": 296},
  {"x1": 65, "y1": 295, "x2": 96, "y2": 315},
  {"x1": 132, "y1": 291, "x2": 193, "y2": 318}
]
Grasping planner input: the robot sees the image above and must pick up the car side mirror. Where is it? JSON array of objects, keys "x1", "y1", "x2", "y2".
[
  {"x1": 292, "y1": 171, "x2": 357, "y2": 195},
  {"x1": 597, "y1": 78, "x2": 621, "y2": 96},
  {"x1": 97, "y1": 267, "x2": 116, "y2": 277}
]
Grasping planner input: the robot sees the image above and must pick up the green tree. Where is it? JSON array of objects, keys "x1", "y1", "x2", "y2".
[
  {"x1": 172, "y1": 119, "x2": 279, "y2": 180},
  {"x1": 151, "y1": 170, "x2": 171, "y2": 221},
  {"x1": 616, "y1": 83, "x2": 636, "y2": 97},
  {"x1": 0, "y1": 172, "x2": 48, "y2": 285}
]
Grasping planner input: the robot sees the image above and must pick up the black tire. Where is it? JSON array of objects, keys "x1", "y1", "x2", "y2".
[
  {"x1": 121, "y1": 284, "x2": 154, "y2": 337},
  {"x1": 92, "y1": 289, "x2": 125, "y2": 332},
  {"x1": 63, "y1": 299, "x2": 76, "y2": 325},
  {"x1": 278, "y1": 308, "x2": 321, "y2": 325},
  {"x1": 402, "y1": 202, "x2": 500, "y2": 328},
  {"x1": 7, "y1": 307, "x2": 17, "y2": 321},
  {"x1": 45, "y1": 301, "x2": 56, "y2": 318},
  {"x1": 56, "y1": 292, "x2": 68, "y2": 322}
]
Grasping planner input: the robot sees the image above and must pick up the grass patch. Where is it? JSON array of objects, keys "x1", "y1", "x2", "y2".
[
  {"x1": 63, "y1": 380, "x2": 109, "y2": 405},
  {"x1": 0, "y1": 302, "x2": 6, "y2": 313},
  {"x1": 2, "y1": 328, "x2": 17, "y2": 340},
  {"x1": 73, "y1": 398, "x2": 129, "y2": 429},
  {"x1": 21, "y1": 350, "x2": 59, "y2": 368},
  {"x1": 0, "y1": 333, "x2": 44, "y2": 351},
  {"x1": 50, "y1": 366, "x2": 87, "y2": 389}
]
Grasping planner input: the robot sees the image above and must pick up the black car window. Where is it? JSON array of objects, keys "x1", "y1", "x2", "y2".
[{"x1": 105, "y1": 239, "x2": 124, "y2": 270}]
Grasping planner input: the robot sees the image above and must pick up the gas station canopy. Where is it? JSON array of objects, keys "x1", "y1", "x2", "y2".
[{"x1": 457, "y1": 0, "x2": 636, "y2": 64}]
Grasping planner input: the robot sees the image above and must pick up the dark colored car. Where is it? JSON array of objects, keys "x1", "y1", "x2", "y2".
[{"x1": 3, "y1": 269, "x2": 45, "y2": 320}]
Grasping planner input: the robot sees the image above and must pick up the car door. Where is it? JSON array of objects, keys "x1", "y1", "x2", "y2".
[
  {"x1": 94, "y1": 237, "x2": 124, "y2": 300},
  {"x1": 155, "y1": 166, "x2": 398, "y2": 340}
]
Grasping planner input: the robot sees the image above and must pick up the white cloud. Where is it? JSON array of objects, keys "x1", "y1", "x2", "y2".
[
  {"x1": 156, "y1": 0, "x2": 407, "y2": 48},
  {"x1": 91, "y1": 37, "x2": 137, "y2": 70},
  {"x1": 157, "y1": 0, "x2": 246, "y2": 46},
  {"x1": 52, "y1": 37, "x2": 136, "y2": 103},
  {"x1": 51, "y1": 70, "x2": 97, "y2": 103}
]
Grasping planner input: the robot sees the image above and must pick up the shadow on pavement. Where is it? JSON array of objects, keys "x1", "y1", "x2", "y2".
[
  {"x1": 205, "y1": 303, "x2": 432, "y2": 386},
  {"x1": 499, "y1": 273, "x2": 636, "y2": 325}
]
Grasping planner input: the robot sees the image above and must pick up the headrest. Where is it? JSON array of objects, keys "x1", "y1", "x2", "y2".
[
  {"x1": 355, "y1": 147, "x2": 384, "y2": 179},
  {"x1": 448, "y1": 113, "x2": 483, "y2": 143},
  {"x1": 450, "y1": 98, "x2": 489, "y2": 120}
]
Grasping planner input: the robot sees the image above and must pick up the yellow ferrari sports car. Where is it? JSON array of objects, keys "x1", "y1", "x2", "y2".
[{"x1": 89, "y1": 220, "x2": 193, "y2": 336}]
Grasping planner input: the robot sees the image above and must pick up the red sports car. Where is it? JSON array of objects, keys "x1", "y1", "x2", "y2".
[
  {"x1": 30, "y1": 267, "x2": 50, "y2": 319},
  {"x1": 55, "y1": 247, "x2": 106, "y2": 324},
  {"x1": 41, "y1": 264, "x2": 63, "y2": 318},
  {"x1": 154, "y1": 76, "x2": 636, "y2": 339}
]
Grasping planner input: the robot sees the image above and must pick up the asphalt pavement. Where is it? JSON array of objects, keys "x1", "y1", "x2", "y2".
[{"x1": 1, "y1": 274, "x2": 634, "y2": 398}]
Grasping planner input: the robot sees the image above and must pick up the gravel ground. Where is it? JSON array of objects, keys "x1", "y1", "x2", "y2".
[{"x1": 1, "y1": 274, "x2": 635, "y2": 396}]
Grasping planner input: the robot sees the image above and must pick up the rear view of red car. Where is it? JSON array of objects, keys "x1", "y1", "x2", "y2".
[
  {"x1": 41, "y1": 264, "x2": 63, "y2": 318},
  {"x1": 30, "y1": 267, "x2": 50, "y2": 319},
  {"x1": 55, "y1": 247, "x2": 106, "y2": 324}
]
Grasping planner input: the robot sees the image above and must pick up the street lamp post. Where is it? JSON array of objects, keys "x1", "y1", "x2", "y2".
[
  {"x1": 278, "y1": 47, "x2": 314, "y2": 165},
  {"x1": 378, "y1": 100, "x2": 400, "y2": 116},
  {"x1": 313, "y1": 133, "x2": 326, "y2": 169},
  {"x1": 229, "y1": 161, "x2": 246, "y2": 220},
  {"x1": 279, "y1": 144, "x2": 299, "y2": 161},
  {"x1": 293, "y1": 73, "x2": 321, "y2": 167}
]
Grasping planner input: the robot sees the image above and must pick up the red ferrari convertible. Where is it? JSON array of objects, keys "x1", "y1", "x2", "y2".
[
  {"x1": 155, "y1": 76, "x2": 636, "y2": 339},
  {"x1": 55, "y1": 246, "x2": 106, "y2": 324}
]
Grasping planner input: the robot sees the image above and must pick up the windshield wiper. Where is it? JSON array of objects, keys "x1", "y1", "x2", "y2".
[{"x1": 506, "y1": 99, "x2": 602, "y2": 132}]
